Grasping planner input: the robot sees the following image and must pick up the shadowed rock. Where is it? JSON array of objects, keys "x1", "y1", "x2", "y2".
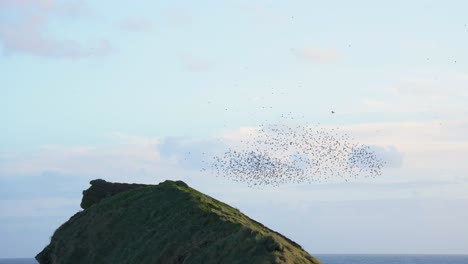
[{"x1": 80, "y1": 179, "x2": 148, "y2": 209}]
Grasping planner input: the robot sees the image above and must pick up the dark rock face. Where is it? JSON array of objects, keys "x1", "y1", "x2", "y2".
[{"x1": 80, "y1": 179, "x2": 148, "y2": 209}]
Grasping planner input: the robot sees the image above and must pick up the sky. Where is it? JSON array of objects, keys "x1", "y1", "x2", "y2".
[{"x1": 1, "y1": 0, "x2": 468, "y2": 258}]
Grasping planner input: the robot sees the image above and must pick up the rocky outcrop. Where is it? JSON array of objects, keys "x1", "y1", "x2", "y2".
[{"x1": 80, "y1": 179, "x2": 148, "y2": 209}]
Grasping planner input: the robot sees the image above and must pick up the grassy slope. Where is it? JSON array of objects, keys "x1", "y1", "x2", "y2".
[{"x1": 37, "y1": 180, "x2": 322, "y2": 264}]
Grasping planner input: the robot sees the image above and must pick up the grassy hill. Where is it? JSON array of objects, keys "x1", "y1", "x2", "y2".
[{"x1": 36, "y1": 180, "x2": 322, "y2": 264}]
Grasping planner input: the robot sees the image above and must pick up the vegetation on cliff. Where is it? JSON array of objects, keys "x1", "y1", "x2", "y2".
[{"x1": 36, "y1": 180, "x2": 322, "y2": 264}]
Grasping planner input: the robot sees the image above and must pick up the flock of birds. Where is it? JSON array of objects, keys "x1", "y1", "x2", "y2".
[{"x1": 199, "y1": 113, "x2": 386, "y2": 187}]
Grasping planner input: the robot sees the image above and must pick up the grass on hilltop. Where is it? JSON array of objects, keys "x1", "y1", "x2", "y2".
[{"x1": 37, "y1": 180, "x2": 322, "y2": 264}]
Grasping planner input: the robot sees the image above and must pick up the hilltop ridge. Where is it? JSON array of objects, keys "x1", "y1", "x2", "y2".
[{"x1": 36, "y1": 179, "x2": 322, "y2": 264}]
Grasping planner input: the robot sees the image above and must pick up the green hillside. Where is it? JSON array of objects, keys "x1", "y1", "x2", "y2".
[{"x1": 36, "y1": 180, "x2": 322, "y2": 264}]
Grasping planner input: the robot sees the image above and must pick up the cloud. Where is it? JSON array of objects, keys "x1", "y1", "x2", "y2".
[
  {"x1": 371, "y1": 145, "x2": 403, "y2": 168},
  {"x1": 0, "y1": 133, "x2": 161, "y2": 178},
  {"x1": 340, "y1": 120, "x2": 468, "y2": 172},
  {"x1": 292, "y1": 47, "x2": 341, "y2": 63},
  {"x1": 356, "y1": 71, "x2": 468, "y2": 117},
  {"x1": 157, "y1": 125, "x2": 403, "y2": 185},
  {"x1": 345, "y1": 144, "x2": 404, "y2": 169},
  {"x1": 393, "y1": 76, "x2": 467, "y2": 98},
  {"x1": 0, "y1": 132, "x2": 227, "y2": 181},
  {"x1": 222, "y1": 126, "x2": 259, "y2": 141},
  {"x1": 0, "y1": 0, "x2": 111, "y2": 58},
  {"x1": 0, "y1": 0, "x2": 53, "y2": 10},
  {"x1": 185, "y1": 60, "x2": 212, "y2": 71},
  {"x1": 0, "y1": 122, "x2": 466, "y2": 220},
  {"x1": 119, "y1": 18, "x2": 153, "y2": 32},
  {"x1": 360, "y1": 99, "x2": 388, "y2": 112},
  {"x1": 1, "y1": 119, "x2": 468, "y2": 187},
  {"x1": 165, "y1": 8, "x2": 193, "y2": 27},
  {"x1": 0, "y1": 0, "x2": 89, "y2": 16},
  {"x1": 181, "y1": 55, "x2": 213, "y2": 71},
  {"x1": 53, "y1": 0, "x2": 89, "y2": 18},
  {"x1": 239, "y1": 4, "x2": 288, "y2": 24},
  {"x1": 158, "y1": 136, "x2": 226, "y2": 169},
  {"x1": 343, "y1": 120, "x2": 468, "y2": 145}
]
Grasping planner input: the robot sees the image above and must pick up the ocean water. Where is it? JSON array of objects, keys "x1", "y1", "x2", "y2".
[
  {"x1": 0, "y1": 260, "x2": 37, "y2": 264},
  {"x1": 1, "y1": 255, "x2": 467, "y2": 263},
  {"x1": 315, "y1": 254, "x2": 468, "y2": 264}
]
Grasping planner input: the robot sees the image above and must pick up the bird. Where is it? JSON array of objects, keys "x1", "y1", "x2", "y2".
[{"x1": 202, "y1": 114, "x2": 385, "y2": 187}]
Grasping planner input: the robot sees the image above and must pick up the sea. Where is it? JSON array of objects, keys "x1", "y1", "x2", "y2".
[
  {"x1": 1, "y1": 255, "x2": 467, "y2": 263},
  {"x1": 315, "y1": 255, "x2": 468, "y2": 264}
]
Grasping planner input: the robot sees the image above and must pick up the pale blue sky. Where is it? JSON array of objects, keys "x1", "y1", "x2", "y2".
[{"x1": 1, "y1": 0, "x2": 468, "y2": 258}]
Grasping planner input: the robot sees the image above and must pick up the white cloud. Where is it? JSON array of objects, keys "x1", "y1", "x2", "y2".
[
  {"x1": 0, "y1": 133, "x2": 161, "y2": 178},
  {"x1": 292, "y1": 47, "x2": 341, "y2": 63},
  {"x1": 356, "y1": 71, "x2": 468, "y2": 117},
  {"x1": 157, "y1": 136, "x2": 226, "y2": 169},
  {"x1": 340, "y1": 120, "x2": 468, "y2": 171},
  {"x1": 1, "y1": 119, "x2": 467, "y2": 194},
  {"x1": 393, "y1": 76, "x2": 467, "y2": 98},
  {"x1": 358, "y1": 71, "x2": 468, "y2": 115},
  {"x1": 367, "y1": 145, "x2": 403, "y2": 168},
  {"x1": 0, "y1": 0, "x2": 111, "y2": 58},
  {"x1": 180, "y1": 54, "x2": 213, "y2": 71},
  {"x1": 119, "y1": 18, "x2": 153, "y2": 32},
  {"x1": 222, "y1": 126, "x2": 259, "y2": 142},
  {"x1": 360, "y1": 99, "x2": 388, "y2": 112},
  {"x1": 239, "y1": 4, "x2": 289, "y2": 24},
  {"x1": 165, "y1": 8, "x2": 193, "y2": 27},
  {"x1": 0, "y1": 0, "x2": 90, "y2": 17}
]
